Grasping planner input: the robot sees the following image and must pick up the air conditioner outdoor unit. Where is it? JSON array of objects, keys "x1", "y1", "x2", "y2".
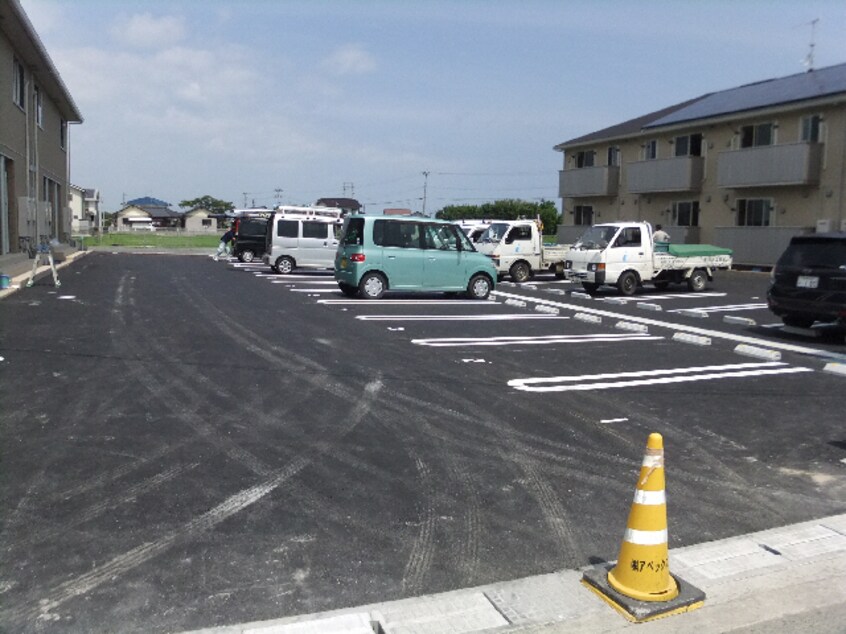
[{"x1": 816, "y1": 219, "x2": 832, "y2": 233}]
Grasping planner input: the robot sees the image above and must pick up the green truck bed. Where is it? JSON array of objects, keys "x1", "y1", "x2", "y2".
[{"x1": 663, "y1": 243, "x2": 733, "y2": 257}]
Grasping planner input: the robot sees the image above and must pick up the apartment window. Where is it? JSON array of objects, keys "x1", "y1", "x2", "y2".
[
  {"x1": 674, "y1": 133, "x2": 702, "y2": 157},
  {"x1": 34, "y1": 86, "x2": 43, "y2": 127},
  {"x1": 575, "y1": 151, "x2": 595, "y2": 168},
  {"x1": 13, "y1": 58, "x2": 26, "y2": 108},
  {"x1": 737, "y1": 199, "x2": 773, "y2": 226},
  {"x1": 671, "y1": 201, "x2": 700, "y2": 226},
  {"x1": 574, "y1": 205, "x2": 594, "y2": 226},
  {"x1": 607, "y1": 146, "x2": 620, "y2": 166},
  {"x1": 740, "y1": 123, "x2": 773, "y2": 148},
  {"x1": 643, "y1": 140, "x2": 657, "y2": 160},
  {"x1": 801, "y1": 115, "x2": 821, "y2": 142}
]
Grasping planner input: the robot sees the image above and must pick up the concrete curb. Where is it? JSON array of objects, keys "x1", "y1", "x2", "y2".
[
  {"x1": 0, "y1": 249, "x2": 89, "y2": 300},
  {"x1": 180, "y1": 513, "x2": 846, "y2": 634}
]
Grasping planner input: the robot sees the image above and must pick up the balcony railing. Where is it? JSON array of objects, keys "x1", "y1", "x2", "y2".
[
  {"x1": 559, "y1": 165, "x2": 619, "y2": 198},
  {"x1": 627, "y1": 156, "x2": 704, "y2": 193},
  {"x1": 717, "y1": 142, "x2": 822, "y2": 188}
]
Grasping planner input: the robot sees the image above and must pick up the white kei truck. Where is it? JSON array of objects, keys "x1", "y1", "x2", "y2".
[
  {"x1": 473, "y1": 219, "x2": 571, "y2": 282},
  {"x1": 564, "y1": 222, "x2": 733, "y2": 295}
]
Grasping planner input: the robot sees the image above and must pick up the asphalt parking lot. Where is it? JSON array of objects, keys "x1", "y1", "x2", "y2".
[{"x1": 1, "y1": 252, "x2": 845, "y2": 633}]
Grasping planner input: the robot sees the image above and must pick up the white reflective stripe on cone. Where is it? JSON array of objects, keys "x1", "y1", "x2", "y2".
[
  {"x1": 642, "y1": 454, "x2": 664, "y2": 468},
  {"x1": 623, "y1": 528, "x2": 668, "y2": 546},
  {"x1": 633, "y1": 489, "x2": 666, "y2": 505}
]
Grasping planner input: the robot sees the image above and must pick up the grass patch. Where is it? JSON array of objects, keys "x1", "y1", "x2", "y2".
[{"x1": 80, "y1": 233, "x2": 221, "y2": 248}]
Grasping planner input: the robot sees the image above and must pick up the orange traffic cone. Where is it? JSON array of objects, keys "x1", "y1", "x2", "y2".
[
  {"x1": 607, "y1": 432, "x2": 678, "y2": 601},
  {"x1": 581, "y1": 432, "x2": 705, "y2": 622}
]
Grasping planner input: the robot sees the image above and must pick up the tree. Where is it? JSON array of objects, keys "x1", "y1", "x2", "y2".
[
  {"x1": 179, "y1": 195, "x2": 235, "y2": 215},
  {"x1": 436, "y1": 199, "x2": 561, "y2": 235}
]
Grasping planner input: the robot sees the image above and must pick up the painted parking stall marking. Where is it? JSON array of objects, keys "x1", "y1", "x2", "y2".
[
  {"x1": 668, "y1": 303, "x2": 767, "y2": 314},
  {"x1": 412, "y1": 333, "x2": 662, "y2": 347},
  {"x1": 356, "y1": 314, "x2": 566, "y2": 321},
  {"x1": 599, "y1": 292, "x2": 728, "y2": 303},
  {"x1": 319, "y1": 299, "x2": 500, "y2": 306},
  {"x1": 508, "y1": 361, "x2": 812, "y2": 392}
]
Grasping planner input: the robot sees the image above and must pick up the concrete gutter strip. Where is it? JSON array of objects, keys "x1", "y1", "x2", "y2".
[{"x1": 181, "y1": 514, "x2": 846, "y2": 634}]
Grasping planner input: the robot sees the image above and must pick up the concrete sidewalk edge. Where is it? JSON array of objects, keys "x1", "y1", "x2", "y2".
[{"x1": 181, "y1": 512, "x2": 846, "y2": 633}]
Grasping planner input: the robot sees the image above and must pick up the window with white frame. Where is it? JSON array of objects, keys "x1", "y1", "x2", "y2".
[
  {"x1": 740, "y1": 123, "x2": 774, "y2": 148},
  {"x1": 13, "y1": 58, "x2": 26, "y2": 109},
  {"x1": 674, "y1": 133, "x2": 702, "y2": 157},
  {"x1": 575, "y1": 150, "x2": 595, "y2": 168},
  {"x1": 737, "y1": 198, "x2": 773, "y2": 226},
  {"x1": 800, "y1": 114, "x2": 821, "y2": 142},
  {"x1": 671, "y1": 201, "x2": 700, "y2": 226},
  {"x1": 643, "y1": 139, "x2": 657, "y2": 160},
  {"x1": 574, "y1": 205, "x2": 594, "y2": 226},
  {"x1": 34, "y1": 85, "x2": 43, "y2": 127}
]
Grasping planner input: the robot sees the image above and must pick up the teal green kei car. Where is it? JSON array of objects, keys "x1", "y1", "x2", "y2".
[{"x1": 334, "y1": 215, "x2": 497, "y2": 299}]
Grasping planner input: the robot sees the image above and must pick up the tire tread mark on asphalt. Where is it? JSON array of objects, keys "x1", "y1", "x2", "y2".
[
  {"x1": 7, "y1": 379, "x2": 384, "y2": 629},
  {"x1": 112, "y1": 275, "x2": 275, "y2": 478},
  {"x1": 402, "y1": 454, "x2": 437, "y2": 595},
  {"x1": 15, "y1": 462, "x2": 200, "y2": 548}
]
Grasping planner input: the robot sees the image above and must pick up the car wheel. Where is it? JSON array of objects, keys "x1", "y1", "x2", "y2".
[
  {"x1": 617, "y1": 271, "x2": 638, "y2": 296},
  {"x1": 358, "y1": 272, "x2": 386, "y2": 299},
  {"x1": 467, "y1": 274, "x2": 492, "y2": 300},
  {"x1": 275, "y1": 256, "x2": 295, "y2": 275},
  {"x1": 339, "y1": 283, "x2": 358, "y2": 297},
  {"x1": 783, "y1": 315, "x2": 815, "y2": 329},
  {"x1": 509, "y1": 261, "x2": 531, "y2": 283},
  {"x1": 241, "y1": 250, "x2": 255, "y2": 263},
  {"x1": 687, "y1": 269, "x2": 708, "y2": 292},
  {"x1": 581, "y1": 282, "x2": 599, "y2": 293}
]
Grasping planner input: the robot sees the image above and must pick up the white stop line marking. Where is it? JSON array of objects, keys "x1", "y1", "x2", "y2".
[{"x1": 509, "y1": 361, "x2": 812, "y2": 392}]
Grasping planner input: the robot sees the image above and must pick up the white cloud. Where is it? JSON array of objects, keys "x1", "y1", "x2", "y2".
[
  {"x1": 111, "y1": 13, "x2": 186, "y2": 49},
  {"x1": 321, "y1": 44, "x2": 377, "y2": 75}
]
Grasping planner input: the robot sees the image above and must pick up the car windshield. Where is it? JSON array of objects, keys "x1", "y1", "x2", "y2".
[
  {"x1": 573, "y1": 226, "x2": 617, "y2": 250},
  {"x1": 478, "y1": 223, "x2": 510, "y2": 244},
  {"x1": 778, "y1": 240, "x2": 846, "y2": 270}
]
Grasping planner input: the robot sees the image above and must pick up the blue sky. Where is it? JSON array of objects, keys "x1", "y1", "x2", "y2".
[{"x1": 20, "y1": 0, "x2": 846, "y2": 213}]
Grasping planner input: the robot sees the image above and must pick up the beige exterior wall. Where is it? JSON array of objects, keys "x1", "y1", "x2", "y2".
[
  {"x1": 1, "y1": 16, "x2": 78, "y2": 253},
  {"x1": 558, "y1": 98, "x2": 846, "y2": 262}
]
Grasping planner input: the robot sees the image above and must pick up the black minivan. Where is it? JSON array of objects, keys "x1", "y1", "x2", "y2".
[
  {"x1": 767, "y1": 233, "x2": 846, "y2": 329},
  {"x1": 232, "y1": 215, "x2": 270, "y2": 263}
]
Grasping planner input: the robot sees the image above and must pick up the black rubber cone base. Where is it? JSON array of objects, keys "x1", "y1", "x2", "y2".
[{"x1": 581, "y1": 563, "x2": 705, "y2": 623}]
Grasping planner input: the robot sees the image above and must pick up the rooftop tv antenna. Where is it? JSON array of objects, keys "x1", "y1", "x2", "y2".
[{"x1": 802, "y1": 18, "x2": 818, "y2": 71}]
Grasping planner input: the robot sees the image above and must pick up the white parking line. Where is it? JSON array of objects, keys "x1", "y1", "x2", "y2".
[
  {"x1": 411, "y1": 333, "x2": 662, "y2": 347},
  {"x1": 491, "y1": 289, "x2": 842, "y2": 360},
  {"x1": 319, "y1": 299, "x2": 499, "y2": 305},
  {"x1": 602, "y1": 292, "x2": 727, "y2": 302},
  {"x1": 289, "y1": 288, "x2": 340, "y2": 293},
  {"x1": 355, "y1": 314, "x2": 567, "y2": 321},
  {"x1": 508, "y1": 361, "x2": 813, "y2": 392}
]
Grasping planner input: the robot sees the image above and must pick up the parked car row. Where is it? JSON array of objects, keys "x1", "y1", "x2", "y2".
[{"x1": 228, "y1": 207, "x2": 846, "y2": 331}]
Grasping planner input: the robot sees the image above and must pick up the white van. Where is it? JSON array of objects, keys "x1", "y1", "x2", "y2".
[{"x1": 262, "y1": 206, "x2": 343, "y2": 274}]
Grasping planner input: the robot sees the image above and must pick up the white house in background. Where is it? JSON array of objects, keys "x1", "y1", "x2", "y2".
[
  {"x1": 69, "y1": 185, "x2": 100, "y2": 233},
  {"x1": 182, "y1": 207, "x2": 217, "y2": 233}
]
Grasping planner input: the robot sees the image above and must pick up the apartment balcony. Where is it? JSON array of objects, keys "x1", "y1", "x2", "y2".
[
  {"x1": 717, "y1": 142, "x2": 822, "y2": 188},
  {"x1": 559, "y1": 165, "x2": 619, "y2": 198},
  {"x1": 626, "y1": 156, "x2": 704, "y2": 193}
]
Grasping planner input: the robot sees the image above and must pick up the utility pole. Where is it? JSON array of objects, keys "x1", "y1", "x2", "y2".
[
  {"x1": 343, "y1": 182, "x2": 354, "y2": 197},
  {"x1": 242, "y1": 192, "x2": 248, "y2": 208},
  {"x1": 421, "y1": 171, "x2": 430, "y2": 215},
  {"x1": 274, "y1": 188, "x2": 283, "y2": 208}
]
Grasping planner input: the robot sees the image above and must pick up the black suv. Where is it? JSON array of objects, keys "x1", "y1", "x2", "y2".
[
  {"x1": 232, "y1": 216, "x2": 269, "y2": 263},
  {"x1": 767, "y1": 233, "x2": 846, "y2": 329}
]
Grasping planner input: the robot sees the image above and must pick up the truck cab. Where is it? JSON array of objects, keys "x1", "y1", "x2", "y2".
[{"x1": 474, "y1": 220, "x2": 569, "y2": 282}]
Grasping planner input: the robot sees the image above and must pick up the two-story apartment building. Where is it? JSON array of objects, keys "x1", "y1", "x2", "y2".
[
  {"x1": 555, "y1": 63, "x2": 846, "y2": 266},
  {"x1": 1, "y1": 0, "x2": 82, "y2": 256}
]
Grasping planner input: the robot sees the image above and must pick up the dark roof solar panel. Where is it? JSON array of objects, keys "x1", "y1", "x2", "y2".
[{"x1": 646, "y1": 63, "x2": 846, "y2": 128}]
